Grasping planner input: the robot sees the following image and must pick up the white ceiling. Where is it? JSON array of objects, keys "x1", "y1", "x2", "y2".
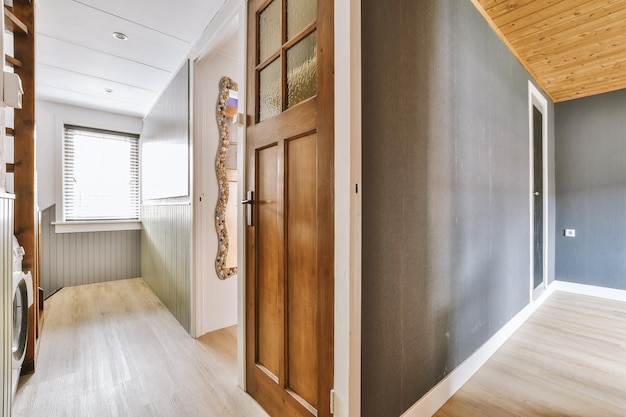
[{"x1": 35, "y1": 0, "x2": 226, "y2": 117}]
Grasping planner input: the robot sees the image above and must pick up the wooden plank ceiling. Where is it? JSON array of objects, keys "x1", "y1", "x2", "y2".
[{"x1": 471, "y1": 0, "x2": 626, "y2": 102}]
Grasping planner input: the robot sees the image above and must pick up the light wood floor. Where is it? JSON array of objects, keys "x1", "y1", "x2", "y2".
[
  {"x1": 12, "y1": 278, "x2": 268, "y2": 417},
  {"x1": 14, "y1": 282, "x2": 626, "y2": 417},
  {"x1": 436, "y1": 291, "x2": 626, "y2": 417}
]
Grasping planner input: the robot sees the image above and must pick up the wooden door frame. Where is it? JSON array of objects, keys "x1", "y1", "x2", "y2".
[{"x1": 528, "y1": 81, "x2": 549, "y2": 302}]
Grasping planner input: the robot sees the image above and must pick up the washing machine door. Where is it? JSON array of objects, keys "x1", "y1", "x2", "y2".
[{"x1": 13, "y1": 275, "x2": 29, "y2": 366}]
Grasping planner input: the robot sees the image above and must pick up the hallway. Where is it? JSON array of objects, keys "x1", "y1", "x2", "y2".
[{"x1": 12, "y1": 278, "x2": 267, "y2": 417}]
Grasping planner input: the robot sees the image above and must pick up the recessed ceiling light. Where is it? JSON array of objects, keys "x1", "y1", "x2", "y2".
[
  {"x1": 112, "y1": 32, "x2": 128, "y2": 41},
  {"x1": 105, "y1": 88, "x2": 114, "y2": 93}
]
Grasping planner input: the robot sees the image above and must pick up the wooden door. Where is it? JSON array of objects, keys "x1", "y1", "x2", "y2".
[{"x1": 245, "y1": 0, "x2": 334, "y2": 416}]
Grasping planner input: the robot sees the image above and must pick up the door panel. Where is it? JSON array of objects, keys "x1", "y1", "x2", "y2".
[
  {"x1": 286, "y1": 133, "x2": 318, "y2": 408},
  {"x1": 246, "y1": 0, "x2": 333, "y2": 416},
  {"x1": 256, "y1": 144, "x2": 281, "y2": 378}
]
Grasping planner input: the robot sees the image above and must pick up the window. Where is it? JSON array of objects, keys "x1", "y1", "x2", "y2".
[{"x1": 63, "y1": 125, "x2": 139, "y2": 221}]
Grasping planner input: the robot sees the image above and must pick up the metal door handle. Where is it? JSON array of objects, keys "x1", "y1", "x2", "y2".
[
  {"x1": 534, "y1": 192, "x2": 540, "y2": 196},
  {"x1": 242, "y1": 191, "x2": 253, "y2": 226}
]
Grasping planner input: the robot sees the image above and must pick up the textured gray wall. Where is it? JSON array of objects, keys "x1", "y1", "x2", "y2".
[
  {"x1": 555, "y1": 90, "x2": 626, "y2": 289},
  {"x1": 140, "y1": 61, "x2": 192, "y2": 332},
  {"x1": 40, "y1": 205, "x2": 141, "y2": 298},
  {"x1": 361, "y1": 0, "x2": 555, "y2": 415}
]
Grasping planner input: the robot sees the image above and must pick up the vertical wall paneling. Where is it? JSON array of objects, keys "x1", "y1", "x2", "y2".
[
  {"x1": 141, "y1": 61, "x2": 193, "y2": 333},
  {"x1": 361, "y1": 1, "x2": 556, "y2": 415},
  {"x1": 193, "y1": 33, "x2": 239, "y2": 337},
  {"x1": 555, "y1": 89, "x2": 626, "y2": 290},
  {"x1": 1, "y1": 195, "x2": 14, "y2": 416},
  {"x1": 142, "y1": 59, "x2": 190, "y2": 200},
  {"x1": 140, "y1": 204, "x2": 192, "y2": 331},
  {"x1": 39, "y1": 205, "x2": 141, "y2": 298}
]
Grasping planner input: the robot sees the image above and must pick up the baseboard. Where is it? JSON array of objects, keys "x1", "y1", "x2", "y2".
[
  {"x1": 399, "y1": 280, "x2": 626, "y2": 417},
  {"x1": 400, "y1": 284, "x2": 556, "y2": 417},
  {"x1": 552, "y1": 280, "x2": 626, "y2": 302}
]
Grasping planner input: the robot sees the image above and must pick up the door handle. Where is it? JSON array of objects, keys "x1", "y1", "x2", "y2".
[
  {"x1": 242, "y1": 191, "x2": 253, "y2": 226},
  {"x1": 534, "y1": 192, "x2": 540, "y2": 196}
]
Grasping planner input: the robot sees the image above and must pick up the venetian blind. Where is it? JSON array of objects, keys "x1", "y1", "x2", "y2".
[{"x1": 63, "y1": 125, "x2": 139, "y2": 221}]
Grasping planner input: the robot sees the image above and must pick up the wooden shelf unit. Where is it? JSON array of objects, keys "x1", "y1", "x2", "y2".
[
  {"x1": 6, "y1": 0, "x2": 40, "y2": 375},
  {"x1": 5, "y1": 54, "x2": 23, "y2": 68},
  {"x1": 4, "y1": 6, "x2": 28, "y2": 35}
]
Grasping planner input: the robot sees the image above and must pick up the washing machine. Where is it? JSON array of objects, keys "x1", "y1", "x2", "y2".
[{"x1": 11, "y1": 235, "x2": 33, "y2": 399}]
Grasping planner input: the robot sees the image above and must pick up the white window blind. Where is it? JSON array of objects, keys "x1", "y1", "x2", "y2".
[{"x1": 63, "y1": 125, "x2": 140, "y2": 221}]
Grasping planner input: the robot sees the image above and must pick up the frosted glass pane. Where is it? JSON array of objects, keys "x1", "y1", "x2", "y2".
[
  {"x1": 287, "y1": 0, "x2": 316, "y2": 40},
  {"x1": 287, "y1": 31, "x2": 317, "y2": 108},
  {"x1": 259, "y1": 59, "x2": 281, "y2": 121},
  {"x1": 258, "y1": 0, "x2": 281, "y2": 64}
]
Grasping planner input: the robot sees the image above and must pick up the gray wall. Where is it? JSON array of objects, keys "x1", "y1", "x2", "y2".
[
  {"x1": 361, "y1": 0, "x2": 555, "y2": 415},
  {"x1": 140, "y1": 61, "x2": 192, "y2": 332},
  {"x1": 555, "y1": 89, "x2": 626, "y2": 290},
  {"x1": 40, "y1": 205, "x2": 141, "y2": 298}
]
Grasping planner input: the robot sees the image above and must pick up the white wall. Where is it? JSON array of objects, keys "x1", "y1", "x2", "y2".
[
  {"x1": 334, "y1": 0, "x2": 362, "y2": 415},
  {"x1": 35, "y1": 100, "x2": 143, "y2": 211},
  {"x1": 192, "y1": 32, "x2": 239, "y2": 337}
]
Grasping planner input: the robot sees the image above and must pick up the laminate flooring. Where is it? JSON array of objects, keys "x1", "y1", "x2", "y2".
[
  {"x1": 435, "y1": 291, "x2": 626, "y2": 417},
  {"x1": 12, "y1": 278, "x2": 268, "y2": 417},
  {"x1": 14, "y1": 281, "x2": 626, "y2": 417}
]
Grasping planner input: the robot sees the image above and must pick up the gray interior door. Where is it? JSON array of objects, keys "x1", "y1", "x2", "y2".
[{"x1": 532, "y1": 105, "x2": 544, "y2": 291}]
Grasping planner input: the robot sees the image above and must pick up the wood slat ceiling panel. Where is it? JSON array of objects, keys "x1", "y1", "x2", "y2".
[
  {"x1": 515, "y1": 5, "x2": 626, "y2": 57},
  {"x1": 483, "y1": 0, "x2": 545, "y2": 20},
  {"x1": 489, "y1": 0, "x2": 565, "y2": 27},
  {"x1": 503, "y1": 0, "x2": 612, "y2": 39},
  {"x1": 498, "y1": 0, "x2": 598, "y2": 36},
  {"x1": 471, "y1": 0, "x2": 626, "y2": 102},
  {"x1": 549, "y1": 69, "x2": 626, "y2": 101}
]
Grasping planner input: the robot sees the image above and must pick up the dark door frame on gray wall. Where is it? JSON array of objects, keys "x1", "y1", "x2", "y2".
[{"x1": 529, "y1": 81, "x2": 549, "y2": 301}]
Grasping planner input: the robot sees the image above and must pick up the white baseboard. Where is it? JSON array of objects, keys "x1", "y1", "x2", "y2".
[
  {"x1": 400, "y1": 280, "x2": 626, "y2": 417},
  {"x1": 400, "y1": 284, "x2": 556, "y2": 417},
  {"x1": 552, "y1": 280, "x2": 626, "y2": 302}
]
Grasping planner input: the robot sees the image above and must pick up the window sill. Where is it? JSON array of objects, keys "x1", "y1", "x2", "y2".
[{"x1": 52, "y1": 220, "x2": 141, "y2": 234}]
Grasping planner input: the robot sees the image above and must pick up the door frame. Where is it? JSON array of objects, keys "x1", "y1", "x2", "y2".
[
  {"x1": 333, "y1": 0, "x2": 362, "y2": 415},
  {"x1": 528, "y1": 81, "x2": 549, "y2": 301}
]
